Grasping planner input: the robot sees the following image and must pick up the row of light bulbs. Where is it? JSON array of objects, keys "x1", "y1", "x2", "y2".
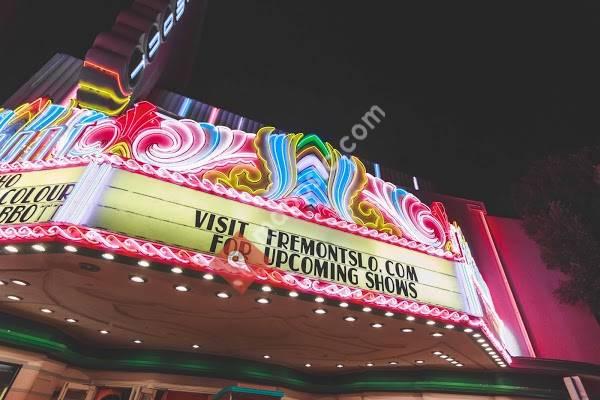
[
  {"x1": 471, "y1": 331, "x2": 507, "y2": 368},
  {"x1": 3, "y1": 243, "x2": 508, "y2": 369},
  {"x1": 261, "y1": 356, "x2": 429, "y2": 368}
]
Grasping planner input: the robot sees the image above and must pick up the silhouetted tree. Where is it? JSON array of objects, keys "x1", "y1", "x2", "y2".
[{"x1": 514, "y1": 147, "x2": 600, "y2": 316}]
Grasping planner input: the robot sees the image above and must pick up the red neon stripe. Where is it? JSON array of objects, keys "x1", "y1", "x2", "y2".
[
  {"x1": 475, "y1": 208, "x2": 536, "y2": 357},
  {"x1": 83, "y1": 60, "x2": 132, "y2": 97}
]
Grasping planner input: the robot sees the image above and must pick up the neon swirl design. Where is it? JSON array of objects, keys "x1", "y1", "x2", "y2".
[
  {"x1": 363, "y1": 178, "x2": 447, "y2": 248},
  {"x1": 329, "y1": 150, "x2": 367, "y2": 222},
  {"x1": 132, "y1": 119, "x2": 255, "y2": 173},
  {"x1": 291, "y1": 134, "x2": 331, "y2": 207},
  {"x1": 254, "y1": 128, "x2": 301, "y2": 199},
  {"x1": 0, "y1": 99, "x2": 451, "y2": 250},
  {"x1": 68, "y1": 119, "x2": 120, "y2": 157}
]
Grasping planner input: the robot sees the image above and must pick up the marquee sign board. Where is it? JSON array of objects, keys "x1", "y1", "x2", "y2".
[
  {"x1": 0, "y1": 167, "x2": 84, "y2": 225},
  {"x1": 75, "y1": 167, "x2": 465, "y2": 310}
]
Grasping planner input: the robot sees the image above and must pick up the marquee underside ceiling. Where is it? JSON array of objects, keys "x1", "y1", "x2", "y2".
[{"x1": 0, "y1": 250, "x2": 498, "y2": 372}]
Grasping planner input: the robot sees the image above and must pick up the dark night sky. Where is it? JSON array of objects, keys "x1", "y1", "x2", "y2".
[{"x1": 2, "y1": 1, "x2": 600, "y2": 216}]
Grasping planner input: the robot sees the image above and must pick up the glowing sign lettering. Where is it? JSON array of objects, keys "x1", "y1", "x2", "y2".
[{"x1": 0, "y1": 168, "x2": 84, "y2": 224}]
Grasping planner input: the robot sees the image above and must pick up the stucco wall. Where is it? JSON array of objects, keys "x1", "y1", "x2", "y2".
[{"x1": 486, "y1": 216, "x2": 600, "y2": 364}]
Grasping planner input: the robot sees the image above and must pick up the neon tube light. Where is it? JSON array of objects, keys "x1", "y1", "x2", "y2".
[
  {"x1": 176, "y1": 0, "x2": 185, "y2": 20},
  {"x1": 177, "y1": 97, "x2": 193, "y2": 117},
  {"x1": 130, "y1": 59, "x2": 145, "y2": 80},
  {"x1": 79, "y1": 82, "x2": 131, "y2": 105},
  {"x1": 473, "y1": 206, "x2": 536, "y2": 357},
  {"x1": 373, "y1": 162, "x2": 381, "y2": 178},
  {"x1": 163, "y1": 13, "x2": 174, "y2": 36},
  {"x1": 83, "y1": 61, "x2": 132, "y2": 97},
  {"x1": 148, "y1": 32, "x2": 161, "y2": 58}
]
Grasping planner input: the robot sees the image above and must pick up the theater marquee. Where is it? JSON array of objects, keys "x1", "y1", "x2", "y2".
[
  {"x1": 0, "y1": 99, "x2": 512, "y2": 359},
  {"x1": 63, "y1": 168, "x2": 465, "y2": 311}
]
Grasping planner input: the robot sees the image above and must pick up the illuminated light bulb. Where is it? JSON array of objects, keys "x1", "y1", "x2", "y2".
[
  {"x1": 499, "y1": 364, "x2": 507, "y2": 368},
  {"x1": 432, "y1": 351, "x2": 442, "y2": 355},
  {"x1": 445, "y1": 324, "x2": 455, "y2": 329},
  {"x1": 261, "y1": 285, "x2": 272, "y2": 292},
  {"x1": 477, "y1": 338, "x2": 485, "y2": 343},
  {"x1": 0, "y1": 280, "x2": 6, "y2": 285},
  {"x1": 362, "y1": 307, "x2": 372, "y2": 313},
  {"x1": 456, "y1": 363, "x2": 463, "y2": 367},
  {"x1": 64, "y1": 245, "x2": 77, "y2": 253},
  {"x1": 174, "y1": 285, "x2": 190, "y2": 292},
  {"x1": 339, "y1": 302, "x2": 349, "y2": 308},
  {"x1": 489, "y1": 351, "x2": 497, "y2": 356},
  {"x1": 384, "y1": 311, "x2": 394, "y2": 317},
  {"x1": 450, "y1": 360, "x2": 458, "y2": 364},
  {"x1": 137, "y1": 260, "x2": 150, "y2": 267},
  {"x1": 415, "y1": 360, "x2": 424, "y2": 365},
  {"x1": 481, "y1": 343, "x2": 490, "y2": 348},
  {"x1": 4, "y1": 245, "x2": 18, "y2": 253},
  {"x1": 401, "y1": 328, "x2": 414, "y2": 333},
  {"x1": 7, "y1": 295, "x2": 22, "y2": 301},
  {"x1": 485, "y1": 347, "x2": 493, "y2": 352},
  {"x1": 344, "y1": 316, "x2": 357, "y2": 322},
  {"x1": 440, "y1": 355, "x2": 448, "y2": 359},
  {"x1": 388, "y1": 361, "x2": 398, "y2": 365},
  {"x1": 32, "y1": 244, "x2": 46, "y2": 252},
  {"x1": 406, "y1": 315, "x2": 416, "y2": 321},
  {"x1": 426, "y1": 320, "x2": 435, "y2": 326},
  {"x1": 10, "y1": 279, "x2": 29, "y2": 286},
  {"x1": 447, "y1": 358, "x2": 454, "y2": 362},
  {"x1": 171, "y1": 267, "x2": 183, "y2": 274},
  {"x1": 315, "y1": 296, "x2": 325, "y2": 303},
  {"x1": 336, "y1": 364, "x2": 344, "y2": 368},
  {"x1": 203, "y1": 273, "x2": 214, "y2": 280},
  {"x1": 432, "y1": 332, "x2": 444, "y2": 337},
  {"x1": 366, "y1": 362, "x2": 374, "y2": 367},
  {"x1": 370, "y1": 323, "x2": 383, "y2": 328},
  {"x1": 313, "y1": 308, "x2": 327, "y2": 315},
  {"x1": 305, "y1": 363, "x2": 311, "y2": 367},
  {"x1": 129, "y1": 276, "x2": 146, "y2": 283},
  {"x1": 216, "y1": 292, "x2": 230, "y2": 299},
  {"x1": 192, "y1": 344, "x2": 200, "y2": 349},
  {"x1": 65, "y1": 318, "x2": 78, "y2": 323},
  {"x1": 263, "y1": 355, "x2": 271, "y2": 359},
  {"x1": 289, "y1": 291, "x2": 299, "y2": 298},
  {"x1": 473, "y1": 333, "x2": 481, "y2": 338},
  {"x1": 133, "y1": 339, "x2": 143, "y2": 344},
  {"x1": 256, "y1": 297, "x2": 270, "y2": 304},
  {"x1": 99, "y1": 330, "x2": 110, "y2": 335},
  {"x1": 40, "y1": 308, "x2": 53, "y2": 314},
  {"x1": 464, "y1": 328, "x2": 473, "y2": 333},
  {"x1": 102, "y1": 253, "x2": 114, "y2": 260}
]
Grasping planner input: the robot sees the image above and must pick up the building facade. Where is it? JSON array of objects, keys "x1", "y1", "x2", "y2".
[{"x1": 0, "y1": 1, "x2": 599, "y2": 400}]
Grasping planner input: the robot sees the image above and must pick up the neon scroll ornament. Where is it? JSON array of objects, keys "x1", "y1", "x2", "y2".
[{"x1": 0, "y1": 99, "x2": 449, "y2": 252}]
